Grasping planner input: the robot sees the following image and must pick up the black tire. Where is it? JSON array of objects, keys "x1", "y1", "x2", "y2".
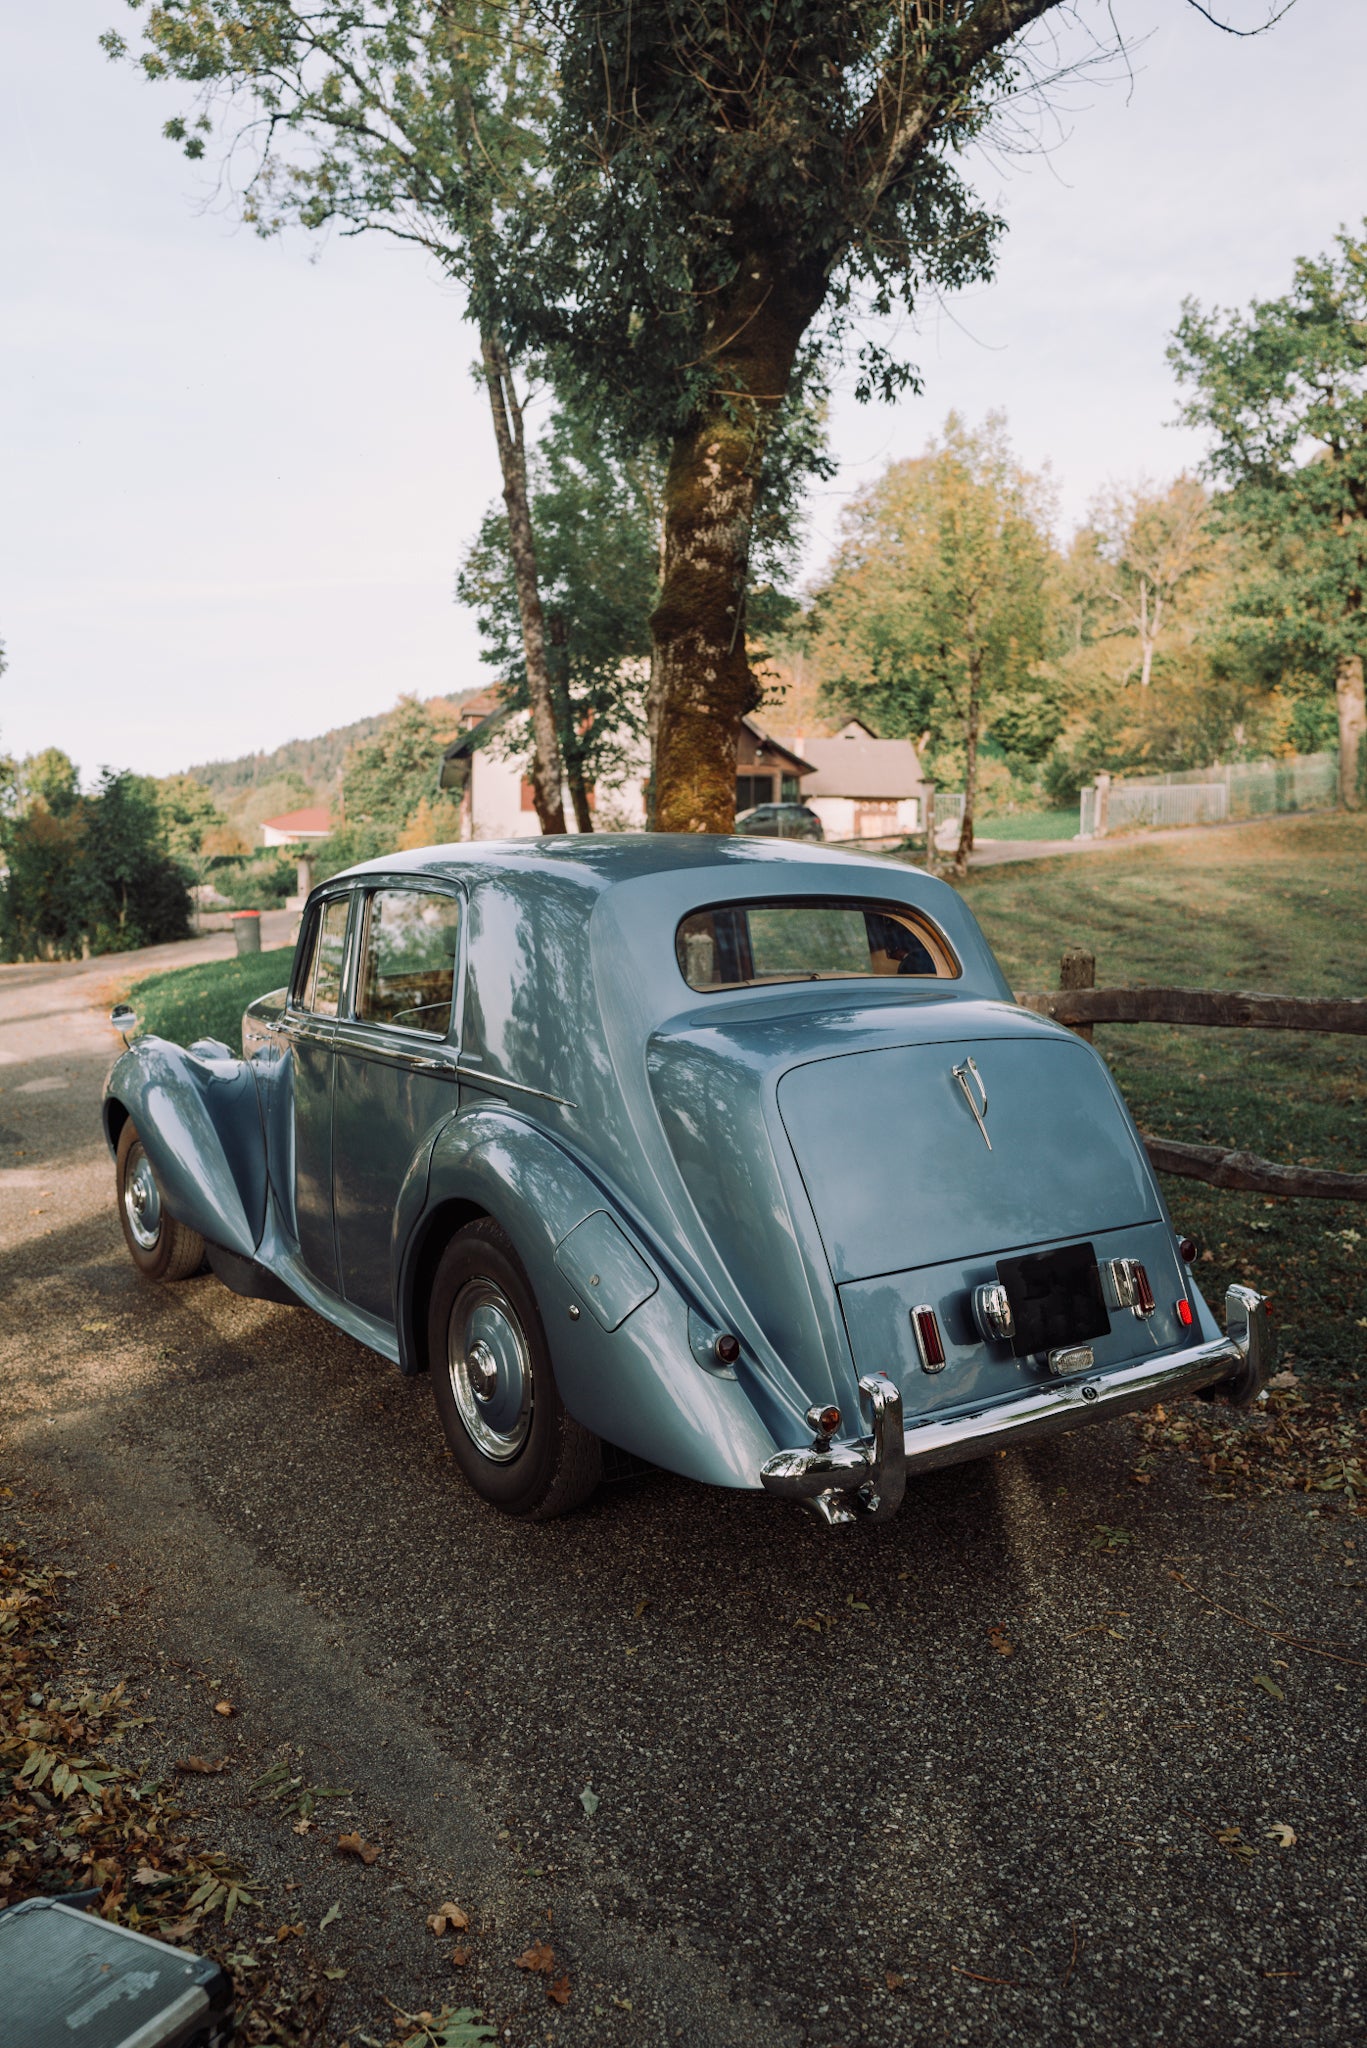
[
  {"x1": 428, "y1": 1218, "x2": 601, "y2": 1519},
  {"x1": 114, "y1": 1119, "x2": 206, "y2": 1282}
]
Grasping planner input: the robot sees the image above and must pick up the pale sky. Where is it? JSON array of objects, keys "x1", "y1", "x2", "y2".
[{"x1": 2, "y1": 1, "x2": 1363, "y2": 781}]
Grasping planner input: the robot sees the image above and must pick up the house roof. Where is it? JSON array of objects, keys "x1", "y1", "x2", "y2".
[
  {"x1": 261, "y1": 805, "x2": 334, "y2": 837},
  {"x1": 740, "y1": 716, "x2": 815, "y2": 777},
  {"x1": 796, "y1": 736, "x2": 926, "y2": 800}
]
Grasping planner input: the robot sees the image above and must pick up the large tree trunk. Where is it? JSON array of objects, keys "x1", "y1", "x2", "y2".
[
  {"x1": 649, "y1": 265, "x2": 823, "y2": 833},
  {"x1": 1337, "y1": 651, "x2": 1366, "y2": 809},
  {"x1": 954, "y1": 652, "x2": 981, "y2": 878},
  {"x1": 479, "y1": 331, "x2": 566, "y2": 834}
]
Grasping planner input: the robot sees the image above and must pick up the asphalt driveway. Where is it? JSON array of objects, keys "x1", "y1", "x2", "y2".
[{"x1": 1, "y1": 945, "x2": 1364, "y2": 2046}]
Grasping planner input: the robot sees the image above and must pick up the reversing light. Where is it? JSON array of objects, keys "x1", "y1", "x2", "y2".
[
  {"x1": 911, "y1": 1304, "x2": 947, "y2": 1374},
  {"x1": 1177, "y1": 1298, "x2": 1194, "y2": 1328},
  {"x1": 1133, "y1": 1263, "x2": 1156, "y2": 1316}
]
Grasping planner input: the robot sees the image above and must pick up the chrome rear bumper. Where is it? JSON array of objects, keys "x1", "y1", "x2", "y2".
[{"x1": 759, "y1": 1284, "x2": 1273, "y2": 1526}]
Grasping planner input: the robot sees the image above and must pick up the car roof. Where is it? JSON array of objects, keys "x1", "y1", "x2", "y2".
[{"x1": 329, "y1": 833, "x2": 890, "y2": 897}]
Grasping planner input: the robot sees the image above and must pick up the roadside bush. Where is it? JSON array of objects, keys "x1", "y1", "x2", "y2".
[
  {"x1": 0, "y1": 770, "x2": 190, "y2": 962},
  {"x1": 215, "y1": 852, "x2": 296, "y2": 910}
]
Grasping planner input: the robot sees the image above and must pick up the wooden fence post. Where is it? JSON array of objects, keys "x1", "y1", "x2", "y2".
[
  {"x1": 923, "y1": 787, "x2": 936, "y2": 875},
  {"x1": 1059, "y1": 946, "x2": 1095, "y2": 1042}
]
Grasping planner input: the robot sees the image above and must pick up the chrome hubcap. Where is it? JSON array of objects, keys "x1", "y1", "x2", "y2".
[
  {"x1": 447, "y1": 1279, "x2": 533, "y2": 1461},
  {"x1": 123, "y1": 1145, "x2": 162, "y2": 1250}
]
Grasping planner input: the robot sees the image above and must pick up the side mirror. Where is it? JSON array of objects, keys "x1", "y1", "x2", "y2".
[{"x1": 110, "y1": 1004, "x2": 137, "y2": 1046}]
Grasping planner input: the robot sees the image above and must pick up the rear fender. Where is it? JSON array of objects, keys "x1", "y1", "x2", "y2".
[
  {"x1": 403, "y1": 1108, "x2": 778, "y2": 1489},
  {"x1": 103, "y1": 1038, "x2": 267, "y2": 1259}
]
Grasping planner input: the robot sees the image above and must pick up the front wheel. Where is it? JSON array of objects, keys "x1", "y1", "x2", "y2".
[
  {"x1": 114, "y1": 1120, "x2": 206, "y2": 1281},
  {"x1": 428, "y1": 1218, "x2": 601, "y2": 1519}
]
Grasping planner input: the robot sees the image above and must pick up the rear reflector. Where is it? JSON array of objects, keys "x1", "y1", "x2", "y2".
[
  {"x1": 911, "y1": 1303, "x2": 947, "y2": 1373},
  {"x1": 1177, "y1": 1298, "x2": 1194, "y2": 1327}
]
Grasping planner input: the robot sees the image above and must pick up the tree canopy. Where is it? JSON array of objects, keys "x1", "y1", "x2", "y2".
[
  {"x1": 1170, "y1": 223, "x2": 1367, "y2": 806},
  {"x1": 809, "y1": 414, "x2": 1054, "y2": 870}
]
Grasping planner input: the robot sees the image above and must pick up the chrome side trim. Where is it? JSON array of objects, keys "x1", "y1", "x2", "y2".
[{"x1": 454, "y1": 1062, "x2": 576, "y2": 1110}]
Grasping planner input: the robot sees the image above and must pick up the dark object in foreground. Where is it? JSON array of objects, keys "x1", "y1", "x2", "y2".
[{"x1": 0, "y1": 1897, "x2": 233, "y2": 2048}]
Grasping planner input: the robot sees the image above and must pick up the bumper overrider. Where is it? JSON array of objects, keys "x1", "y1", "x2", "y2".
[{"x1": 760, "y1": 1284, "x2": 1273, "y2": 1527}]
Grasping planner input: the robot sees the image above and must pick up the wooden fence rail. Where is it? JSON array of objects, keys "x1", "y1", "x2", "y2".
[{"x1": 1014, "y1": 951, "x2": 1365, "y2": 1201}]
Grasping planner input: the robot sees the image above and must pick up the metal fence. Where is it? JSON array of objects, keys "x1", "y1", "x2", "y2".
[{"x1": 1080, "y1": 751, "x2": 1339, "y2": 838}]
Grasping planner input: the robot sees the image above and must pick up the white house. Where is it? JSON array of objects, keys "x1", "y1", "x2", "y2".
[
  {"x1": 438, "y1": 690, "x2": 814, "y2": 836},
  {"x1": 780, "y1": 720, "x2": 927, "y2": 841},
  {"x1": 259, "y1": 805, "x2": 334, "y2": 848}
]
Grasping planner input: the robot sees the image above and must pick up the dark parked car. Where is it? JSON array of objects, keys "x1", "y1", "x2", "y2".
[
  {"x1": 735, "y1": 802, "x2": 824, "y2": 841},
  {"x1": 104, "y1": 835, "x2": 1271, "y2": 1526}
]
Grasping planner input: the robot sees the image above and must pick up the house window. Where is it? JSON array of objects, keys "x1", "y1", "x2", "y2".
[
  {"x1": 736, "y1": 775, "x2": 774, "y2": 811},
  {"x1": 520, "y1": 776, "x2": 536, "y2": 812},
  {"x1": 780, "y1": 775, "x2": 800, "y2": 803}
]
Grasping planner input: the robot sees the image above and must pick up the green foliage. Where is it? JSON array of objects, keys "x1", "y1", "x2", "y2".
[
  {"x1": 458, "y1": 404, "x2": 658, "y2": 798},
  {"x1": 1170, "y1": 224, "x2": 1367, "y2": 697},
  {"x1": 20, "y1": 748, "x2": 81, "y2": 816},
  {"x1": 215, "y1": 853, "x2": 297, "y2": 911},
  {"x1": 124, "y1": 949, "x2": 296, "y2": 1055},
  {"x1": 0, "y1": 768, "x2": 191, "y2": 961},
  {"x1": 810, "y1": 414, "x2": 1054, "y2": 853},
  {"x1": 152, "y1": 773, "x2": 224, "y2": 861},
  {"x1": 341, "y1": 696, "x2": 445, "y2": 834}
]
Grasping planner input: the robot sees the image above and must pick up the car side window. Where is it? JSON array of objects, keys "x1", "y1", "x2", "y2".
[
  {"x1": 355, "y1": 889, "x2": 461, "y2": 1036},
  {"x1": 309, "y1": 897, "x2": 352, "y2": 1018},
  {"x1": 291, "y1": 908, "x2": 322, "y2": 1009}
]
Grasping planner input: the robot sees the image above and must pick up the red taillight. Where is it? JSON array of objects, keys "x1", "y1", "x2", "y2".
[
  {"x1": 911, "y1": 1304, "x2": 946, "y2": 1373},
  {"x1": 1177, "y1": 1298, "x2": 1194, "y2": 1328}
]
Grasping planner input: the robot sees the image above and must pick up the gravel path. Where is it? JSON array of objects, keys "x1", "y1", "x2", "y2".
[{"x1": 1, "y1": 948, "x2": 1364, "y2": 2046}]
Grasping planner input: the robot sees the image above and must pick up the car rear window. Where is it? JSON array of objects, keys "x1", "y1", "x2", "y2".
[{"x1": 676, "y1": 899, "x2": 958, "y2": 991}]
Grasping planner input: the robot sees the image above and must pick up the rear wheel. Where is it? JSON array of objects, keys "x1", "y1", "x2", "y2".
[
  {"x1": 115, "y1": 1120, "x2": 206, "y2": 1282},
  {"x1": 429, "y1": 1218, "x2": 601, "y2": 1519}
]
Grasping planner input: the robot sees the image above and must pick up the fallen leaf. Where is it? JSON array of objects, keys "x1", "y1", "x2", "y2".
[
  {"x1": 427, "y1": 1902, "x2": 469, "y2": 1936},
  {"x1": 547, "y1": 1974, "x2": 571, "y2": 2006},
  {"x1": 632, "y1": 1598, "x2": 648, "y2": 1618},
  {"x1": 175, "y1": 1756, "x2": 231, "y2": 1776},
  {"x1": 276, "y1": 1922, "x2": 306, "y2": 1942},
  {"x1": 133, "y1": 1863, "x2": 161, "y2": 1885},
  {"x1": 450, "y1": 1947, "x2": 472, "y2": 1968},
  {"x1": 293, "y1": 1818, "x2": 313, "y2": 1836},
  {"x1": 214, "y1": 1701, "x2": 234, "y2": 1718},
  {"x1": 515, "y1": 1941, "x2": 555, "y2": 1975},
  {"x1": 319, "y1": 1902, "x2": 341, "y2": 1932},
  {"x1": 1266, "y1": 1822, "x2": 1297, "y2": 1848},
  {"x1": 337, "y1": 1829, "x2": 381, "y2": 1865},
  {"x1": 579, "y1": 1786, "x2": 600, "y2": 1817},
  {"x1": 1252, "y1": 1674, "x2": 1284, "y2": 1702},
  {"x1": 987, "y1": 1626, "x2": 1014, "y2": 1658},
  {"x1": 885, "y1": 1971, "x2": 905, "y2": 1992},
  {"x1": 323, "y1": 1967, "x2": 347, "y2": 1981}
]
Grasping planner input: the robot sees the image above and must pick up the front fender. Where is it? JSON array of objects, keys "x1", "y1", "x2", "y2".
[
  {"x1": 103, "y1": 1037, "x2": 267, "y2": 1260},
  {"x1": 407, "y1": 1107, "x2": 779, "y2": 1490}
]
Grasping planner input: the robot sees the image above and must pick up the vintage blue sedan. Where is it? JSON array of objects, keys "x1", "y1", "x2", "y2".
[{"x1": 103, "y1": 836, "x2": 1271, "y2": 1524}]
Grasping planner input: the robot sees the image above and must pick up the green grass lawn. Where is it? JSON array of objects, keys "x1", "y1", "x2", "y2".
[
  {"x1": 959, "y1": 811, "x2": 1367, "y2": 1383},
  {"x1": 973, "y1": 806, "x2": 1080, "y2": 840},
  {"x1": 123, "y1": 948, "x2": 295, "y2": 1055}
]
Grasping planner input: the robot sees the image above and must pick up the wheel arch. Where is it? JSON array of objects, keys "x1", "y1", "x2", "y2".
[{"x1": 397, "y1": 1195, "x2": 492, "y2": 1376}]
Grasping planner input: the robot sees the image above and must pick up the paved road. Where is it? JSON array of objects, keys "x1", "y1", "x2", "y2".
[{"x1": 2, "y1": 951, "x2": 1364, "y2": 2046}]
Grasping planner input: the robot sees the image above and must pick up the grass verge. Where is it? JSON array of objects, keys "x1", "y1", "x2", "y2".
[
  {"x1": 973, "y1": 806, "x2": 1079, "y2": 840},
  {"x1": 121, "y1": 949, "x2": 295, "y2": 1056}
]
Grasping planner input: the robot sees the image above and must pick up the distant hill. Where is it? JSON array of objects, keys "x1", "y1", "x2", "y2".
[{"x1": 186, "y1": 689, "x2": 485, "y2": 809}]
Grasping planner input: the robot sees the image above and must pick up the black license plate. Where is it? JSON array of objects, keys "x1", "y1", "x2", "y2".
[{"x1": 996, "y1": 1241, "x2": 1109, "y2": 1359}]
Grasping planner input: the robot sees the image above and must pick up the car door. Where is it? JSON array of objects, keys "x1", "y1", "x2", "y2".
[
  {"x1": 283, "y1": 889, "x2": 354, "y2": 1294},
  {"x1": 331, "y1": 883, "x2": 464, "y2": 1323}
]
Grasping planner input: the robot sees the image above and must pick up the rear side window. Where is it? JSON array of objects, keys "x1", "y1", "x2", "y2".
[
  {"x1": 676, "y1": 898, "x2": 958, "y2": 992},
  {"x1": 356, "y1": 889, "x2": 461, "y2": 1035}
]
